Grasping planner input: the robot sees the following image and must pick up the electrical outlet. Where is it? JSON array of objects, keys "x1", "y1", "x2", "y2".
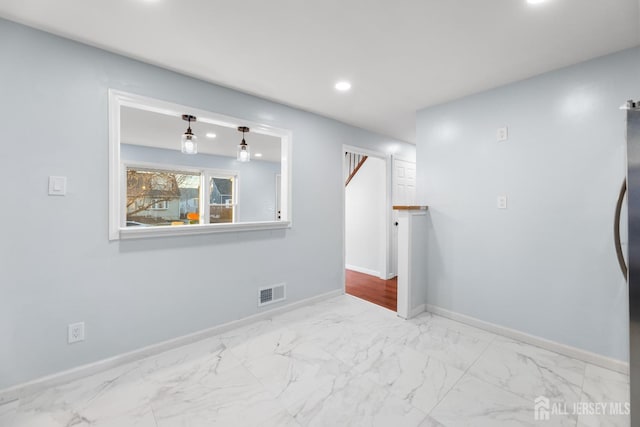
[
  {"x1": 497, "y1": 127, "x2": 508, "y2": 142},
  {"x1": 497, "y1": 195, "x2": 508, "y2": 209},
  {"x1": 68, "y1": 322, "x2": 85, "y2": 344}
]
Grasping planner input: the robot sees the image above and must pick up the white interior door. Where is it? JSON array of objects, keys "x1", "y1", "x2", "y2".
[
  {"x1": 391, "y1": 158, "x2": 416, "y2": 277},
  {"x1": 393, "y1": 159, "x2": 416, "y2": 205}
]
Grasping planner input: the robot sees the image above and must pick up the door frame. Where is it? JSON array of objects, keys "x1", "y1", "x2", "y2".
[{"x1": 342, "y1": 144, "x2": 394, "y2": 297}]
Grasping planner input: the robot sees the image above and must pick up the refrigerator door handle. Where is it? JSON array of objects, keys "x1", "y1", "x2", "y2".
[{"x1": 615, "y1": 179, "x2": 628, "y2": 280}]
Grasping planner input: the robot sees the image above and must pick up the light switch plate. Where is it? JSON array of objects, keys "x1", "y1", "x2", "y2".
[
  {"x1": 497, "y1": 127, "x2": 508, "y2": 142},
  {"x1": 48, "y1": 176, "x2": 67, "y2": 196},
  {"x1": 497, "y1": 195, "x2": 508, "y2": 209}
]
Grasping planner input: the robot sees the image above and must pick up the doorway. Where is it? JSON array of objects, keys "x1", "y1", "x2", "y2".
[
  {"x1": 343, "y1": 146, "x2": 396, "y2": 311},
  {"x1": 345, "y1": 270, "x2": 398, "y2": 311}
]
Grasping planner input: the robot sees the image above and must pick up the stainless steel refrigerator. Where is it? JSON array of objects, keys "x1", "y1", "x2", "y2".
[{"x1": 616, "y1": 100, "x2": 640, "y2": 423}]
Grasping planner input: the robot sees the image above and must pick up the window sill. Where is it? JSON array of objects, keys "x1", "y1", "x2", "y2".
[{"x1": 117, "y1": 221, "x2": 291, "y2": 240}]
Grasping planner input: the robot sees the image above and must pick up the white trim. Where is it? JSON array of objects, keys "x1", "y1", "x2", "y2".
[
  {"x1": 409, "y1": 304, "x2": 426, "y2": 318},
  {"x1": 108, "y1": 90, "x2": 121, "y2": 240},
  {"x1": 108, "y1": 89, "x2": 293, "y2": 240},
  {"x1": 275, "y1": 174, "x2": 282, "y2": 221},
  {"x1": 120, "y1": 220, "x2": 291, "y2": 239},
  {"x1": 343, "y1": 145, "x2": 388, "y2": 160},
  {"x1": 124, "y1": 160, "x2": 238, "y2": 178},
  {"x1": 384, "y1": 155, "x2": 394, "y2": 279},
  {"x1": 425, "y1": 304, "x2": 629, "y2": 375},
  {"x1": 396, "y1": 213, "x2": 411, "y2": 319},
  {"x1": 0, "y1": 289, "x2": 344, "y2": 403},
  {"x1": 345, "y1": 264, "x2": 382, "y2": 278},
  {"x1": 205, "y1": 169, "x2": 239, "y2": 224},
  {"x1": 280, "y1": 130, "x2": 293, "y2": 227}
]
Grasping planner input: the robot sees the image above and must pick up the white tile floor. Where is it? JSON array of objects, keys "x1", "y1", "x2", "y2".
[{"x1": 0, "y1": 295, "x2": 630, "y2": 427}]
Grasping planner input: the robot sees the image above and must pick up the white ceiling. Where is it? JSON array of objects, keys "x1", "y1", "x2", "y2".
[
  {"x1": 121, "y1": 106, "x2": 282, "y2": 162},
  {"x1": 1, "y1": 0, "x2": 638, "y2": 143}
]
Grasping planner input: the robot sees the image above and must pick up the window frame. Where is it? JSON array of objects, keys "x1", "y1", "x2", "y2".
[
  {"x1": 109, "y1": 89, "x2": 292, "y2": 240},
  {"x1": 206, "y1": 173, "x2": 238, "y2": 224},
  {"x1": 123, "y1": 162, "x2": 238, "y2": 227}
]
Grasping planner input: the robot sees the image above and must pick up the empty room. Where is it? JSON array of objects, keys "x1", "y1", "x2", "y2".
[{"x1": 0, "y1": 1, "x2": 639, "y2": 426}]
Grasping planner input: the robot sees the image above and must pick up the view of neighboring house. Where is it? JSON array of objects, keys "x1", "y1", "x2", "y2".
[
  {"x1": 126, "y1": 169, "x2": 200, "y2": 225},
  {"x1": 209, "y1": 177, "x2": 234, "y2": 223}
]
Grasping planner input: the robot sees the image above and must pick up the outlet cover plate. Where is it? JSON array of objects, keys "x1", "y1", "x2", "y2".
[
  {"x1": 68, "y1": 322, "x2": 85, "y2": 344},
  {"x1": 497, "y1": 195, "x2": 508, "y2": 209},
  {"x1": 497, "y1": 127, "x2": 508, "y2": 142}
]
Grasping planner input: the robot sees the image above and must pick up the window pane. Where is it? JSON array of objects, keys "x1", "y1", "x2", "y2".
[
  {"x1": 209, "y1": 176, "x2": 234, "y2": 224},
  {"x1": 210, "y1": 177, "x2": 233, "y2": 205},
  {"x1": 126, "y1": 168, "x2": 200, "y2": 227},
  {"x1": 209, "y1": 205, "x2": 234, "y2": 223}
]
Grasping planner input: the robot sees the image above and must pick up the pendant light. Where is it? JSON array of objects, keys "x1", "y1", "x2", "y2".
[
  {"x1": 237, "y1": 126, "x2": 251, "y2": 162},
  {"x1": 181, "y1": 115, "x2": 198, "y2": 154}
]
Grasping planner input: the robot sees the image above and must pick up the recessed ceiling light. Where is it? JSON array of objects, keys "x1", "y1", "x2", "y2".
[
  {"x1": 255, "y1": 153, "x2": 263, "y2": 158},
  {"x1": 335, "y1": 81, "x2": 352, "y2": 91},
  {"x1": 206, "y1": 133, "x2": 216, "y2": 139},
  {"x1": 527, "y1": 0, "x2": 547, "y2": 4}
]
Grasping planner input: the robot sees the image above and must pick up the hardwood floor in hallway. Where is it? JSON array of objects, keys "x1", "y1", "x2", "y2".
[{"x1": 345, "y1": 269, "x2": 397, "y2": 311}]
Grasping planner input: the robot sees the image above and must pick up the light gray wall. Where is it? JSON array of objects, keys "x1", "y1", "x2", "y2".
[
  {"x1": 121, "y1": 144, "x2": 281, "y2": 222},
  {"x1": 0, "y1": 18, "x2": 415, "y2": 389},
  {"x1": 416, "y1": 47, "x2": 639, "y2": 361}
]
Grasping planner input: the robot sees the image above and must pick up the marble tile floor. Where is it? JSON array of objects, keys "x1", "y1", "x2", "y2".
[{"x1": 0, "y1": 295, "x2": 630, "y2": 427}]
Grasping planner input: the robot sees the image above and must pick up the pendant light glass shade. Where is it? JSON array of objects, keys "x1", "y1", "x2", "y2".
[
  {"x1": 237, "y1": 126, "x2": 250, "y2": 162},
  {"x1": 181, "y1": 115, "x2": 198, "y2": 155},
  {"x1": 181, "y1": 132, "x2": 198, "y2": 154},
  {"x1": 237, "y1": 142, "x2": 250, "y2": 162}
]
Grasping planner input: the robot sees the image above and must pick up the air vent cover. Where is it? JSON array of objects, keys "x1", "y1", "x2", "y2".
[{"x1": 258, "y1": 283, "x2": 286, "y2": 307}]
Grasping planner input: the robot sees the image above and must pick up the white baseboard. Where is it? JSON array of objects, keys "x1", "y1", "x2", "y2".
[
  {"x1": 426, "y1": 304, "x2": 629, "y2": 375},
  {"x1": 345, "y1": 264, "x2": 381, "y2": 278},
  {"x1": 409, "y1": 304, "x2": 426, "y2": 318},
  {"x1": 0, "y1": 289, "x2": 344, "y2": 403},
  {"x1": 397, "y1": 304, "x2": 425, "y2": 320}
]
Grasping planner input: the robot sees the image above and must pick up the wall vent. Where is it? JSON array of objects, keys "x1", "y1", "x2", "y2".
[{"x1": 258, "y1": 283, "x2": 286, "y2": 307}]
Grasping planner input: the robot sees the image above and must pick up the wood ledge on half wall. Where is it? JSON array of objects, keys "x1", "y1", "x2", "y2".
[{"x1": 392, "y1": 205, "x2": 428, "y2": 211}]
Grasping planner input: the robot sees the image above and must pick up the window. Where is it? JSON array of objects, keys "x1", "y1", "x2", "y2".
[
  {"x1": 150, "y1": 200, "x2": 168, "y2": 210},
  {"x1": 109, "y1": 89, "x2": 292, "y2": 240},
  {"x1": 209, "y1": 176, "x2": 235, "y2": 224},
  {"x1": 125, "y1": 166, "x2": 235, "y2": 228}
]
